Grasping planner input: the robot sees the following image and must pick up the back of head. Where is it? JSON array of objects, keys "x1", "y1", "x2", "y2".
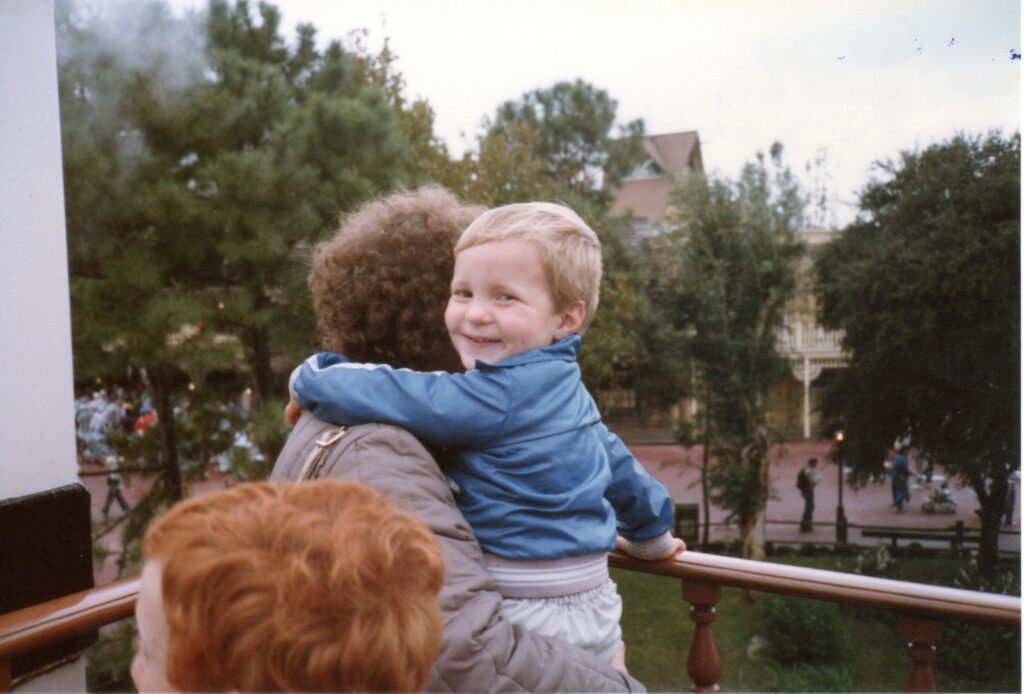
[
  {"x1": 455, "y1": 201, "x2": 603, "y2": 331},
  {"x1": 309, "y1": 186, "x2": 484, "y2": 370},
  {"x1": 143, "y1": 480, "x2": 445, "y2": 692}
]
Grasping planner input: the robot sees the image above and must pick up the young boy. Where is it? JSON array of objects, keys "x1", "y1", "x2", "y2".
[{"x1": 288, "y1": 201, "x2": 683, "y2": 664}]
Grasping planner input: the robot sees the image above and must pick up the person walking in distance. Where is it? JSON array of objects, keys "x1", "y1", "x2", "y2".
[
  {"x1": 798, "y1": 457, "x2": 819, "y2": 532},
  {"x1": 102, "y1": 457, "x2": 131, "y2": 519},
  {"x1": 891, "y1": 447, "x2": 912, "y2": 512}
]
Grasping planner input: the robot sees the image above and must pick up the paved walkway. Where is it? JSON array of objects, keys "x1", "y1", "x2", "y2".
[
  {"x1": 82, "y1": 439, "x2": 1020, "y2": 584},
  {"x1": 631, "y1": 440, "x2": 1020, "y2": 553}
]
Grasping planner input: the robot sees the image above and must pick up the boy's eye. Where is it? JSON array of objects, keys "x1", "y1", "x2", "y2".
[
  {"x1": 453, "y1": 289, "x2": 472, "y2": 299},
  {"x1": 496, "y1": 293, "x2": 516, "y2": 302}
]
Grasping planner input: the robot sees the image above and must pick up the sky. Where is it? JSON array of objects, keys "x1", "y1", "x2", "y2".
[{"x1": 164, "y1": 0, "x2": 1020, "y2": 227}]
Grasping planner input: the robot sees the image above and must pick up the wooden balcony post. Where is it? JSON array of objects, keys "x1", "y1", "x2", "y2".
[
  {"x1": 681, "y1": 580, "x2": 722, "y2": 693},
  {"x1": 1, "y1": 657, "x2": 11, "y2": 692},
  {"x1": 901, "y1": 616, "x2": 942, "y2": 693}
]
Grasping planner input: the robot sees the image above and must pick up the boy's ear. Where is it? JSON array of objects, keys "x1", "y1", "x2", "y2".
[{"x1": 553, "y1": 300, "x2": 586, "y2": 340}]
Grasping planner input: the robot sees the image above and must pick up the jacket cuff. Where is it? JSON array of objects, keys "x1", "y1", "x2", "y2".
[
  {"x1": 288, "y1": 364, "x2": 302, "y2": 402},
  {"x1": 620, "y1": 531, "x2": 676, "y2": 560}
]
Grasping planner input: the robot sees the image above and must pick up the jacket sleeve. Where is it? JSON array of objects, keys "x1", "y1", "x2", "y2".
[
  {"x1": 598, "y1": 422, "x2": 676, "y2": 542},
  {"x1": 271, "y1": 414, "x2": 645, "y2": 693},
  {"x1": 290, "y1": 353, "x2": 510, "y2": 447}
]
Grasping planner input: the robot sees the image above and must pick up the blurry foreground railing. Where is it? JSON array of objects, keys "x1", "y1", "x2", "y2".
[{"x1": 0, "y1": 552, "x2": 1019, "y2": 692}]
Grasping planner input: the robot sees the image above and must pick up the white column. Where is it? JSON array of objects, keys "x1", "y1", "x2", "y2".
[
  {"x1": 792, "y1": 357, "x2": 823, "y2": 440},
  {"x1": 1, "y1": 3, "x2": 84, "y2": 691},
  {"x1": 0, "y1": 2, "x2": 78, "y2": 505},
  {"x1": 802, "y1": 356, "x2": 811, "y2": 439}
]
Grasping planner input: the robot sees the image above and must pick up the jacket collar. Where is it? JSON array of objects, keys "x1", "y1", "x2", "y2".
[{"x1": 476, "y1": 335, "x2": 580, "y2": 369}]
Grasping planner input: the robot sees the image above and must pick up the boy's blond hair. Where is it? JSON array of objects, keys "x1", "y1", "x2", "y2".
[{"x1": 455, "y1": 202, "x2": 602, "y2": 331}]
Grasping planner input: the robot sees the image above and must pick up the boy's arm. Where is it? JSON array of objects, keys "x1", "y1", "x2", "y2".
[
  {"x1": 598, "y1": 422, "x2": 680, "y2": 558},
  {"x1": 290, "y1": 353, "x2": 510, "y2": 447}
]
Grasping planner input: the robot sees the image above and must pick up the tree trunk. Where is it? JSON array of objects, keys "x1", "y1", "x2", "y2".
[
  {"x1": 248, "y1": 323, "x2": 274, "y2": 404},
  {"x1": 700, "y1": 416, "x2": 711, "y2": 550},
  {"x1": 739, "y1": 426, "x2": 771, "y2": 562},
  {"x1": 977, "y1": 471, "x2": 1008, "y2": 578},
  {"x1": 740, "y1": 510, "x2": 767, "y2": 561},
  {"x1": 151, "y1": 365, "x2": 183, "y2": 503}
]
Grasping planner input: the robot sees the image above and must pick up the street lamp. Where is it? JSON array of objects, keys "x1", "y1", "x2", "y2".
[{"x1": 835, "y1": 431, "x2": 848, "y2": 544}]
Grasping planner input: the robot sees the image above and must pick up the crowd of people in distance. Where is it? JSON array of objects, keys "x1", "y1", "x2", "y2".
[
  {"x1": 74, "y1": 387, "x2": 151, "y2": 463},
  {"x1": 75, "y1": 385, "x2": 267, "y2": 520}
]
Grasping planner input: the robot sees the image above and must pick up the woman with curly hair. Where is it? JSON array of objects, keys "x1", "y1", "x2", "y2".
[{"x1": 272, "y1": 187, "x2": 643, "y2": 692}]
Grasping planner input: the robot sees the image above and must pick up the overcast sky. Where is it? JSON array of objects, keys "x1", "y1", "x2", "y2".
[{"x1": 166, "y1": 0, "x2": 1020, "y2": 227}]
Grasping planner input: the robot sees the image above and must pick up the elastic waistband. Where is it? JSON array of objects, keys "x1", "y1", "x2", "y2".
[{"x1": 483, "y1": 552, "x2": 609, "y2": 599}]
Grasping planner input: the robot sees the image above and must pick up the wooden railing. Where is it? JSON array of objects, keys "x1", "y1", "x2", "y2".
[{"x1": 0, "y1": 552, "x2": 1019, "y2": 692}]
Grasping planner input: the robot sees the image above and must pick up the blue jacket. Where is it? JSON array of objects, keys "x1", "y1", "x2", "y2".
[{"x1": 292, "y1": 336, "x2": 675, "y2": 559}]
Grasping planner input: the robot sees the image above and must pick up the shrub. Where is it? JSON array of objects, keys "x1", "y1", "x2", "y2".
[
  {"x1": 86, "y1": 620, "x2": 135, "y2": 692},
  {"x1": 936, "y1": 561, "x2": 1021, "y2": 681},
  {"x1": 766, "y1": 662, "x2": 853, "y2": 693},
  {"x1": 846, "y1": 544, "x2": 896, "y2": 579},
  {"x1": 763, "y1": 596, "x2": 847, "y2": 665},
  {"x1": 840, "y1": 545, "x2": 900, "y2": 624}
]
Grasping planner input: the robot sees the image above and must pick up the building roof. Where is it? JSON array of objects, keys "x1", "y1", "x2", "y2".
[
  {"x1": 609, "y1": 130, "x2": 702, "y2": 224},
  {"x1": 643, "y1": 130, "x2": 701, "y2": 177}
]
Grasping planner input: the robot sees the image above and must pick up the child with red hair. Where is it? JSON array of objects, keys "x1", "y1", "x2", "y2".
[{"x1": 131, "y1": 479, "x2": 444, "y2": 693}]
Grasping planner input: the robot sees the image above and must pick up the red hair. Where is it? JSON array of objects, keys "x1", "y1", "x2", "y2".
[{"x1": 143, "y1": 480, "x2": 444, "y2": 692}]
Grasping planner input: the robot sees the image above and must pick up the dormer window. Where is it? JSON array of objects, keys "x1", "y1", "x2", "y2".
[{"x1": 625, "y1": 158, "x2": 663, "y2": 180}]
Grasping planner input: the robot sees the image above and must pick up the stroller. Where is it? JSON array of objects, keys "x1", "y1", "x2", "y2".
[{"x1": 922, "y1": 482, "x2": 957, "y2": 514}]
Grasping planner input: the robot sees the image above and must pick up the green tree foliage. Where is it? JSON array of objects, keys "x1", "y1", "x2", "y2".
[
  {"x1": 177, "y1": 0, "x2": 409, "y2": 399},
  {"x1": 650, "y1": 144, "x2": 804, "y2": 561},
  {"x1": 60, "y1": 0, "x2": 237, "y2": 501},
  {"x1": 487, "y1": 78, "x2": 644, "y2": 202},
  {"x1": 59, "y1": 0, "x2": 429, "y2": 501},
  {"x1": 815, "y1": 132, "x2": 1020, "y2": 575},
  {"x1": 461, "y1": 80, "x2": 648, "y2": 394}
]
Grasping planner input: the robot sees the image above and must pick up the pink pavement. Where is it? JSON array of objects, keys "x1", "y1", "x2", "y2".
[
  {"x1": 81, "y1": 439, "x2": 1018, "y2": 586},
  {"x1": 630, "y1": 440, "x2": 1017, "y2": 547}
]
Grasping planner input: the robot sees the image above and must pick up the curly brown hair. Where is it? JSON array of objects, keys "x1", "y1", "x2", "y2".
[{"x1": 309, "y1": 187, "x2": 483, "y2": 370}]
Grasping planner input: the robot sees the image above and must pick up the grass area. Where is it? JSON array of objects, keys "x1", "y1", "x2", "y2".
[{"x1": 615, "y1": 552, "x2": 1021, "y2": 693}]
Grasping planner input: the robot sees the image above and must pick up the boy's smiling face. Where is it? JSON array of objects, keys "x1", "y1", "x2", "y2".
[{"x1": 445, "y1": 239, "x2": 583, "y2": 369}]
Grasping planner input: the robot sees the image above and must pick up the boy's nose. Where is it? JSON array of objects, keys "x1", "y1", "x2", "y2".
[{"x1": 465, "y1": 300, "x2": 491, "y2": 324}]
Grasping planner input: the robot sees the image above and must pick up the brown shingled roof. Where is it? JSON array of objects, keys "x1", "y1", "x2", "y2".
[
  {"x1": 609, "y1": 130, "x2": 702, "y2": 224},
  {"x1": 644, "y1": 131, "x2": 701, "y2": 177}
]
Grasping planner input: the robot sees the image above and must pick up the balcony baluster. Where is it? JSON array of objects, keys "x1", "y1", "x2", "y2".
[
  {"x1": 681, "y1": 580, "x2": 722, "y2": 692},
  {"x1": 901, "y1": 616, "x2": 942, "y2": 693}
]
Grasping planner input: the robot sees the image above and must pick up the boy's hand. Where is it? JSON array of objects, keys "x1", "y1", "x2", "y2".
[
  {"x1": 660, "y1": 537, "x2": 687, "y2": 559},
  {"x1": 284, "y1": 397, "x2": 304, "y2": 428},
  {"x1": 616, "y1": 534, "x2": 686, "y2": 561}
]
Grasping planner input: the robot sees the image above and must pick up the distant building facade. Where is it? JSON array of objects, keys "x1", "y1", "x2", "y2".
[
  {"x1": 608, "y1": 133, "x2": 846, "y2": 441},
  {"x1": 609, "y1": 130, "x2": 703, "y2": 244},
  {"x1": 771, "y1": 228, "x2": 848, "y2": 439}
]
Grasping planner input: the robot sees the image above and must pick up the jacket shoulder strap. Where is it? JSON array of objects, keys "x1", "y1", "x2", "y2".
[{"x1": 297, "y1": 426, "x2": 349, "y2": 482}]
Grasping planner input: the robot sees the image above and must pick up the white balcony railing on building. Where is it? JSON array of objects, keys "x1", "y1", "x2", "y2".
[{"x1": 778, "y1": 326, "x2": 845, "y2": 354}]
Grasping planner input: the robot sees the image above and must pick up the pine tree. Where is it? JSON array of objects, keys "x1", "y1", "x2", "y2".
[{"x1": 60, "y1": 0, "x2": 428, "y2": 507}]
